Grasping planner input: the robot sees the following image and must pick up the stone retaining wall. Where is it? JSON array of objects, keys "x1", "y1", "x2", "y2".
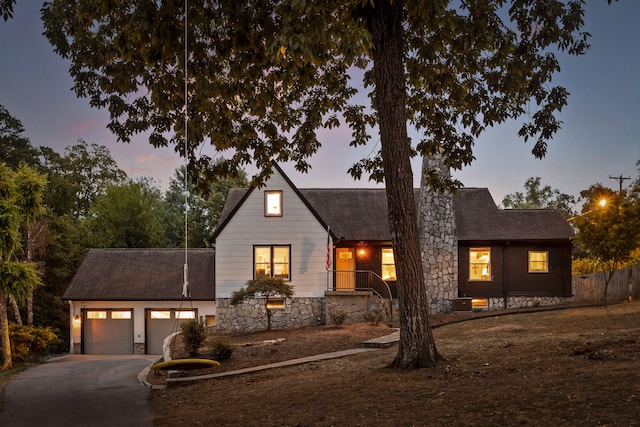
[
  {"x1": 479, "y1": 296, "x2": 573, "y2": 311},
  {"x1": 214, "y1": 297, "x2": 325, "y2": 332},
  {"x1": 325, "y1": 291, "x2": 390, "y2": 325}
]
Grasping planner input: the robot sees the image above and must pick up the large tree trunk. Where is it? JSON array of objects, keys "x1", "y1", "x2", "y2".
[
  {"x1": 365, "y1": 0, "x2": 442, "y2": 369},
  {"x1": 0, "y1": 287, "x2": 12, "y2": 370}
]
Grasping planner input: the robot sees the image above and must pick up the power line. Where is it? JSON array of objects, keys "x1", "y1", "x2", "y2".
[{"x1": 609, "y1": 174, "x2": 631, "y2": 192}]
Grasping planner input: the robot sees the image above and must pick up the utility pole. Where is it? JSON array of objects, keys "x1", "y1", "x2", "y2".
[{"x1": 609, "y1": 174, "x2": 630, "y2": 192}]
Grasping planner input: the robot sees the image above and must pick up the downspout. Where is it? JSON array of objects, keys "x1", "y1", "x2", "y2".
[{"x1": 503, "y1": 242, "x2": 509, "y2": 309}]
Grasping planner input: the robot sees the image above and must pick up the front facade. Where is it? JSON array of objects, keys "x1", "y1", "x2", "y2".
[
  {"x1": 213, "y1": 164, "x2": 575, "y2": 331},
  {"x1": 65, "y1": 164, "x2": 575, "y2": 351}
]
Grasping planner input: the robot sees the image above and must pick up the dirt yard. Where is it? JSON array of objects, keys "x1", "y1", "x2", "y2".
[{"x1": 150, "y1": 302, "x2": 640, "y2": 426}]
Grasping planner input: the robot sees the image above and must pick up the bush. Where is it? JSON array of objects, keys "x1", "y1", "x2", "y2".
[
  {"x1": 364, "y1": 308, "x2": 385, "y2": 326},
  {"x1": 329, "y1": 309, "x2": 349, "y2": 327},
  {"x1": 9, "y1": 324, "x2": 62, "y2": 363},
  {"x1": 207, "y1": 337, "x2": 234, "y2": 361},
  {"x1": 180, "y1": 319, "x2": 207, "y2": 357}
]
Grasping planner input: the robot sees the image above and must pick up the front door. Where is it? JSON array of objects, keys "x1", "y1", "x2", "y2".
[{"x1": 335, "y1": 248, "x2": 356, "y2": 290}]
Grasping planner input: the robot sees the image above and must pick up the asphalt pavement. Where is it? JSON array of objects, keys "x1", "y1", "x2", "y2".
[{"x1": 0, "y1": 354, "x2": 159, "y2": 427}]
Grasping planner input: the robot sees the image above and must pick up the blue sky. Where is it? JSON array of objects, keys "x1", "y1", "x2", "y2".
[{"x1": 1, "y1": 1, "x2": 638, "y2": 205}]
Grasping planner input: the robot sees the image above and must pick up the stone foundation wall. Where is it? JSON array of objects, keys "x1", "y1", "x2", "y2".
[
  {"x1": 134, "y1": 343, "x2": 145, "y2": 355},
  {"x1": 214, "y1": 297, "x2": 325, "y2": 332},
  {"x1": 480, "y1": 296, "x2": 573, "y2": 311},
  {"x1": 325, "y1": 291, "x2": 390, "y2": 325}
]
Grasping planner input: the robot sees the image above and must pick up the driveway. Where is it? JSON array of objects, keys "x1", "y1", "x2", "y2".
[{"x1": 0, "y1": 354, "x2": 159, "y2": 427}]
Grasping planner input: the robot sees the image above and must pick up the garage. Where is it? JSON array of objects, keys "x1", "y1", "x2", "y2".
[
  {"x1": 82, "y1": 309, "x2": 134, "y2": 354},
  {"x1": 146, "y1": 309, "x2": 196, "y2": 354}
]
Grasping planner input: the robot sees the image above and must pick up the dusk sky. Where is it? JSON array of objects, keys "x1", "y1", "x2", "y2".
[{"x1": 1, "y1": 1, "x2": 638, "y2": 206}]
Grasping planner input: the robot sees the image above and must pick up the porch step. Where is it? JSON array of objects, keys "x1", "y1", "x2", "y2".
[{"x1": 360, "y1": 329, "x2": 399, "y2": 348}]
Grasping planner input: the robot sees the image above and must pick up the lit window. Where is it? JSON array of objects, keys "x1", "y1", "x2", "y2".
[
  {"x1": 264, "y1": 190, "x2": 283, "y2": 216},
  {"x1": 254, "y1": 245, "x2": 290, "y2": 280},
  {"x1": 472, "y1": 299, "x2": 488, "y2": 309},
  {"x1": 381, "y1": 248, "x2": 396, "y2": 281},
  {"x1": 86, "y1": 311, "x2": 107, "y2": 319},
  {"x1": 528, "y1": 251, "x2": 549, "y2": 273},
  {"x1": 470, "y1": 248, "x2": 491, "y2": 281},
  {"x1": 266, "y1": 298, "x2": 286, "y2": 309},
  {"x1": 150, "y1": 310, "x2": 171, "y2": 319},
  {"x1": 111, "y1": 311, "x2": 131, "y2": 319},
  {"x1": 176, "y1": 311, "x2": 196, "y2": 319}
]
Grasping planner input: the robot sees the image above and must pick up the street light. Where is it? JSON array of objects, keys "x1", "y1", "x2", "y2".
[{"x1": 567, "y1": 198, "x2": 607, "y2": 222}]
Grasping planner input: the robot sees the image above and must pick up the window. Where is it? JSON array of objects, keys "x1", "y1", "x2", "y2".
[
  {"x1": 264, "y1": 190, "x2": 283, "y2": 216},
  {"x1": 469, "y1": 248, "x2": 491, "y2": 281},
  {"x1": 254, "y1": 245, "x2": 290, "y2": 280},
  {"x1": 86, "y1": 311, "x2": 107, "y2": 319},
  {"x1": 150, "y1": 310, "x2": 171, "y2": 319},
  {"x1": 381, "y1": 248, "x2": 396, "y2": 281},
  {"x1": 111, "y1": 311, "x2": 131, "y2": 320},
  {"x1": 176, "y1": 311, "x2": 196, "y2": 319},
  {"x1": 528, "y1": 251, "x2": 549, "y2": 273},
  {"x1": 266, "y1": 298, "x2": 286, "y2": 309}
]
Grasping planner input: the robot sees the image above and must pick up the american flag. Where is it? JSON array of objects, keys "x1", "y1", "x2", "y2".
[{"x1": 326, "y1": 227, "x2": 331, "y2": 270}]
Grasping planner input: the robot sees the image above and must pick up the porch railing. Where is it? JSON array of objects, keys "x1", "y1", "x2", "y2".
[{"x1": 326, "y1": 269, "x2": 394, "y2": 324}]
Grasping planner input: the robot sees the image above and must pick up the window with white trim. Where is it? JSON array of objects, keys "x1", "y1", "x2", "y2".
[
  {"x1": 528, "y1": 251, "x2": 549, "y2": 273},
  {"x1": 469, "y1": 248, "x2": 491, "y2": 281},
  {"x1": 254, "y1": 245, "x2": 290, "y2": 280},
  {"x1": 264, "y1": 190, "x2": 283, "y2": 216}
]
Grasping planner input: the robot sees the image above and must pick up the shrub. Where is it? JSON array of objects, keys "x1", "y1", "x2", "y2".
[
  {"x1": 207, "y1": 337, "x2": 234, "y2": 361},
  {"x1": 329, "y1": 309, "x2": 349, "y2": 327},
  {"x1": 9, "y1": 324, "x2": 62, "y2": 363},
  {"x1": 180, "y1": 319, "x2": 207, "y2": 357},
  {"x1": 364, "y1": 308, "x2": 385, "y2": 326}
]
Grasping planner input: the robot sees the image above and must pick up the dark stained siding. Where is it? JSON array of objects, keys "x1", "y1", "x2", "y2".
[{"x1": 505, "y1": 243, "x2": 573, "y2": 296}]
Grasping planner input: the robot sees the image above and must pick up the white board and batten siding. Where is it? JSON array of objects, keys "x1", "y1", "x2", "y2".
[{"x1": 215, "y1": 169, "x2": 329, "y2": 299}]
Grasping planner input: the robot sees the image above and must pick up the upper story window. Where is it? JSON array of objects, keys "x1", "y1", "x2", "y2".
[
  {"x1": 528, "y1": 251, "x2": 549, "y2": 273},
  {"x1": 469, "y1": 248, "x2": 491, "y2": 281},
  {"x1": 254, "y1": 245, "x2": 291, "y2": 280},
  {"x1": 381, "y1": 248, "x2": 397, "y2": 281},
  {"x1": 264, "y1": 190, "x2": 283, "y2": 216}
]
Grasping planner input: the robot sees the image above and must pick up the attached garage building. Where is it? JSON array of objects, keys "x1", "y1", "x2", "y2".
[{"x1": 63, "y1": 248, "x2": 215, "y2": 355}]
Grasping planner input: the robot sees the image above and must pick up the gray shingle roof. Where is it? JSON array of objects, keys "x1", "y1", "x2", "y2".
[
  {"x1": 218, "y1": 187, "x2": 574, "y2": 242},
  {"x1": 62, "y1": 248, "x2": 215, "y2": 301}
]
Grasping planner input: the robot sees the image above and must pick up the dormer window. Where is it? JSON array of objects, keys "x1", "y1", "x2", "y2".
[{"x1": 264, "y1": 190, "x2": 283, "y2": 216}]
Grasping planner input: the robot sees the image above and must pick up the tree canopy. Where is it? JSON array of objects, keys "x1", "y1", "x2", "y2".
[
  {"x1": 502, "y1": 177, "x2": 576, "y2": 217},
  {"x1": 42, "y1": 0, "x2": 594, "y2": 369}
]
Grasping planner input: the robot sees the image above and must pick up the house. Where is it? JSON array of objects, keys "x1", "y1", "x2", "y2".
[
  {"x1": 64, "y1": 163, "x2": 574, "y2": 352},
  {"x1": 63, "y1": 248, "x2": 215, "y2": 355},
  {"x1": 213, "y1": 163, "x2": 574, "y2": 331}
]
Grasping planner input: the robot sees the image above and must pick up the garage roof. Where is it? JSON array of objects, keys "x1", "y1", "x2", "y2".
[{"x1": 63, "y1": 248, "x2": 215, "y2": 301}]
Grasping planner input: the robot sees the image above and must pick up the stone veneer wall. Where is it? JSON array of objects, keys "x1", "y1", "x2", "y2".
[
  {"x1": 215, "y1": 297, "x2": 325, "y2": 332},
  {"x1": 325, "y1": 291, "x2": 391, "y2": 325},
  {"x1": 134, "y1": 343, "x2": 145, "y2": 355},
  {"x1": 419, "y1": 153, "x2": 458, "y2": 314},
  {"x1": 481, "y1": 296, "x2": 573, "y2": 311}
]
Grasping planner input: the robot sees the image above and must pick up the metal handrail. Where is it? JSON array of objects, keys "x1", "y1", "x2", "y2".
[{"x1": 326, "y1": 269, "x2": 394, "y2": 325}]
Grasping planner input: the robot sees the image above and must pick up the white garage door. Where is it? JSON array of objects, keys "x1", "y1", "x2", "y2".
[
  {"x1": 83, "y1": 309, "x2": 133, "y2": 355},
  {"x1": 146, "y1": 309, "x2": 196, "y2": 355}
]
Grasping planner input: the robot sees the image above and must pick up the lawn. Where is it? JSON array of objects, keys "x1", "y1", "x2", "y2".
[{"x1": 150, "y1": 302, "x2": 640, "y2": 426}]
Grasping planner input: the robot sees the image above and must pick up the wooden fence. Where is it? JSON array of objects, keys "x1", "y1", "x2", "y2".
[{"x1": 572, "y1": 265, "x2": 640, "y2": 303}]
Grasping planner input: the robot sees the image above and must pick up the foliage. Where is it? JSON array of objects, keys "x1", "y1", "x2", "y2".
[
  {"x1": 163, "y1": 164, "x2": 248, "y2": 249},
  {"x1": 0, "y1": 163, "x2": 47, "y2": 369},
  {"x1": 0, "y1": 105, "x2": 40, "y2": 168},
  {"x1": 207, "y1": 337, "x2": 234, "y2": 361},
  {"x1": 180, "y1": 319, "x2": 207, "y2": 357},
  {"x1": 87, "y1": 178, "x2": 167, "y2": 248},
  {"x1": 42, "y1": 0, "x2": 595, "y2": 369},
  {"x1": 8, "y1": 324, "x2": 61, "y2": 363},
  {"x1": 502, "y1": 177, "x2": 576, "y2": 218},
  {"x1": 231, "y1": 277, "x2": 294, "y2": 331},
  {"x1": 364, "y1": 308, "x2": 385, "y2": 326},
  {"x1": 572, "y1": 184, "x2": 640, "y2": 301},
  {"x1": 329, "y1": 309, "x2": 349, "y2": 328}
]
